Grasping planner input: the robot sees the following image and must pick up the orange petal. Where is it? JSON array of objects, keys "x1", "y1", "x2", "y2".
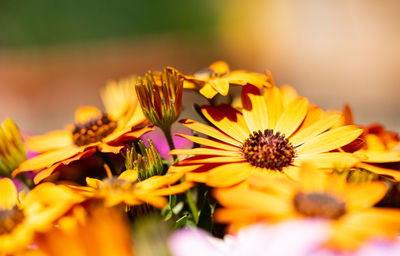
[
  {"x1": 298, "y1": 105, "x2": 324, "y2": 130},
  {"x1": 32, "y1": 163, "x2": 62, "y2": 184},
  {"x1": 357, "y1": 163, "x2": 400, "y2": 181},
  {"x1": 86, "y1": 177, "x2": 102, "y2": 189},
  {"x1": 206, "y1": 162, "x2": 252, "y2": 187},
  {"x1": 25, "y1": 130, "x2": 73, "y2": 153},
  {"x1": 344, "y1": 181, "x2": 387, "y2": 209},
  {"x1": 175, "y1": 155, "x2": 245, "y2": 164},
  {"x1": 0, "y1": 178, "x2": 17, "y2": 209},
  {"x1": 98, "y1": 143, "x2": 124, "y2": 154},
  {"x1": 275, "y1": 98, "x2": 308, "y2": 138},
  {"x1": 174, "y1": 133, "x2": 240, "y2": 152},
  {"x1": 201, "y1": 105, "x2": 250, "y2": 142},
  {"x1": 297, "y1": 163, "x2": 327, "y2": 193},
  {"x1": 179, "y1": 119, "x2": 242, "y2": 147},
  {"x1": 357, "y1": 150, "x2": 400, "y2": 163},
  {"x1": 227, "y1": 71, "x2": 270, "y2": 88},
  {"x1": 148, "y1": 182, "x2": 194, "y2": 196},
  {"x1": 241, "y1": 84, "x2": 268, "y2": 132},
  {"x1": 296, "y1": 125, "x2": 364, "y2": 155},
  {"x1": 186, "y1": 172, "x2": 208, "y2": 183},
  {"x1": 74, "y1": 106, "x2": 102, "y2": 124},
  {"x1": 137, "y1": 173, "x2": 183, "y2": 191},
  {"x1": 199, "y1": 83, "x2": 219, "y2": 99}
]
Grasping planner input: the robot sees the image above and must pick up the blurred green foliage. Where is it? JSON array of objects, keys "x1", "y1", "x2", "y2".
[{"x1": 0, "y1": 0, "x2": 218, "y2": 48}]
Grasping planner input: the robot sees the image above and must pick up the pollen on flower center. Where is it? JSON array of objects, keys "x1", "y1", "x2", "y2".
[
  {"x1": 0, "y1": 206, "x2": 24, "y2": 234},
  {"x1": 293, "y1": 192, "x2": 346, "y2": 219},
  {"x1": 72, "y1": 113, "x2": 117, "y2": 146},
  {"x1": 242, "y1": 129, "x2": 295, "y2": 170}
]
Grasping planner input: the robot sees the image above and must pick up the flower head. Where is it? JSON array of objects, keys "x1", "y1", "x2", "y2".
[
  {"x1": 70, "y1": 167, "x2": 193, "y2": 209},
  {"x1": 183, "y1": 61, "x2": 271, "y2": 99},
  {"x1": 13, "y1": 77, "x2": 153, "y2": 184},
  {"x1": 136, "y1": 67, "x2": 183, "y2": 130},
  {"x1": 214, "y1": 163, "x2": 400, "y2": 250},
  {"x1": 169, "y1": 84, "x2": 363, "y2": 187}
]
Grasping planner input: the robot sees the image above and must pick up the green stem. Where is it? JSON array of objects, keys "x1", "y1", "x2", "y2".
[
  {"x1": 162, "y1": 126, "x2": 177, "y2": 162},
  {"x1": 185, "y1": 185, "x2": 199, "y2": 224}
]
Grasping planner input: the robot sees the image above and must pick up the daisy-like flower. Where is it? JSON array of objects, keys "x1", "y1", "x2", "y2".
[
  {"x1": 0, "y1": 178, "x2": 84, "y2": 254},
  {"x1": 35, "y1": 207, "x2": 134, "y2": 256},
  {"x1": 70, "y1": 167, "x2": 193, "y2": 209},
  {"x1": 214, "y1": 163, "x2": 400, "y2": 250},
  {"x1": 342, "y1": 105, "x2": 400, "y2": 181},
  {"x1": 183, "y1": 61, "x2": 271, "y2": 99},
  {"x1": 13, "y1": 77, "x2": 153, "y2": 184},
  {"x1": 168, "y1": 84, "x2": 363, "y2": 187}
]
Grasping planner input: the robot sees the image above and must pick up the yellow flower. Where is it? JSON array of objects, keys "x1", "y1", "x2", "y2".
[
  {"x1": 35, "y1": 207, "x2": 134, "y2": 256},
  {"x1": 214, "y1": 163, "x2": 400, "y2": 250},
  {"x1": 183, "y1": 61, "x2": 271, "y2": 99},
  {"x1": 342, "y1": 105, "x2": 400, "y2": 181},
  {"x1": 169, "y1": 85, "x2": 363, "y2": 187},
  {"x1": 0, "y1": 178, "x2": 84, "y2": 254},
  {"x1": 70, "y1": 168, "x2": 193, "y2": 209},
  {"x1": 13, "y1": 77, "x2": 153, "y2": 184}
]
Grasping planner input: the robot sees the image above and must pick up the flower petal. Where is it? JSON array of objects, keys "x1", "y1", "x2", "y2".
[
  {"x1": 296, "y1": 152, "x2": 359, "y2": 169},
  {"x1": 0, "y1": 178, "x2": 17, "y2": 209},
  {"x1": 206, "y1": 162, "x2": 252, "y2": 187},
  {"x1": 344, "y1": 181, "x2": 387, "y2": 209},
  {"x1": 296, "y1": 125, "x2": 363, "y2": 155},
  {"x1": 275, "y1": 98, "x2": 308, "y2": 138},
  {"x1": 179, "y1": 119, "x2": 242, "y2": 147},
  {"x1": 174, "y1": 134, "x2": 240, "y2": 152},
  {"x1": 241, "y1": 84, "x2": 268, "y2": 132},
  {"x1": 74, "y1": 106, "x2": 102, "y2": 124},
  {"x1": 201, "y1": 105, "x2": 249, "y2": 142},
  {"x1": 264, "y1": 86, "x2": 283, "y2": 129},
  {"x1": 25, "y1": 130, "x2": 73, "y2": 153}
]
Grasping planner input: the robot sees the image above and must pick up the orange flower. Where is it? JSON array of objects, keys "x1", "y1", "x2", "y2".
[
  {"x1": 183, "y1": 61, "x2": 271, "y2": 99},
  {"x1": 342, "y1": 105, "x2": 400, "y2": 181},
  {"x1": 69, "y1": 168, "x2": 193, "y2": 209},
  {"x1": 13, "y1": 77, "x2": 153, "y2": 184},
  {"x1": 0, "y1": 178, "x2": 84, "y2": 254},
  {"x1": 214, "y1": 163, "x2": 400, "y2": 250},
  {"x1": 168, "y1": 85, "x2": 363, "y2": 187},
  {"x1": 35, "y1": 207, "x2": 134, "y2": 256}
]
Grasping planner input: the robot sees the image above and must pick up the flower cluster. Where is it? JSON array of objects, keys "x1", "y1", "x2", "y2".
[{"x1": 1, "y1": 61, "x2": 400, "y2": 255}]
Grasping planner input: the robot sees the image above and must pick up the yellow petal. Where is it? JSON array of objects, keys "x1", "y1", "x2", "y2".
[
  {"x1": 206, "y1": 162, "x2": 252, "y2": 187},
  {"x1": 118, "y1": 169, "x2": 138, "y2": 182},
  {"x1": 296, "y1": 152, "x2": 359, "y2": 169},
  {"x1": 298, "y1": 163, "x2": 327, "y2": 193},
  {"x1": 25, "y1": 130, "x2": 73, "y2": 153},
  {"x1": 169, "y1": 147, "x2": 241, "y2": 157},
  {"x1": 275, "y1": 98, "x2": 308, "y2": 138},
  {"x1": 289, "y1": 113, "x2": 341, "y2": 146},
  {"x1": 179, "y1": 119, "x2": 242, "y2": 147},
  {"x1": 209, "y1": 78, "x2": 229, "y2": 96},
  {"x1": 209, "y1": 61, "x2": 230, "y2": 74},
  {"x1": 0, "y1": 178, "x2": 17, "y2": 209},
  {"x1": 174, "y1": 133, "x2": 240, "y2": 151},
  {"x1": 201, "y1": 105, "x2": 250, "y2": 142},
  {"x1": 357, "y1": 150, "x2": 400, "y2": 163},
  {"x1": 241, "y1": 85, "x2": 268, "y2": 132},
  {"x1": 296, "y1": 125, "x2": 363, "y2": 155},
  {"x1": 86, "y1": 177, "x2": 102, "y2": 188},
  {"x1": 357, "y1": 163, "x2": 400, "y2": 181},
  {"x1": 280, "y1": 85, "x2": 298, "y2": 107},
  {"x1": 74, "y1": 106, "x2": 102, "y2": 124},
  {"x1": 199, "y1": 83, "x2": 219, "y2": 99},
  {"x1": 344, "y1": 181, "x2": 387, "y2": 209},
  {"x1": 264, "y1": 86, "x2": 283, "y2": 129}
]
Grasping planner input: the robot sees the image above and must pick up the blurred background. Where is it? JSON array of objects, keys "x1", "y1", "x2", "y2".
[{"x1": 1, "y1": 0, "x2": 399, "y2": 134}]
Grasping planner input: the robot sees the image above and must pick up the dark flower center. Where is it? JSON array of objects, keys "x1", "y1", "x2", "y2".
[
  {"x1": 242, "y1": 129, "x2": 295, "y2": 170},
  {"x1": 72, "y1": 113, "x2": 117, "y2": 146},
  {"x1": 293, "y1": 192, "x2": 346, "y2": 219},
  {"x1": 0, "y1": 206, "x2": 24, "y2": 234}
]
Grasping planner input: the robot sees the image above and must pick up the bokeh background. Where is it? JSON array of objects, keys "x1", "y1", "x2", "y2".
[{"x1": 1, "y1": 0, "x2": 399, "y2": 134}]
